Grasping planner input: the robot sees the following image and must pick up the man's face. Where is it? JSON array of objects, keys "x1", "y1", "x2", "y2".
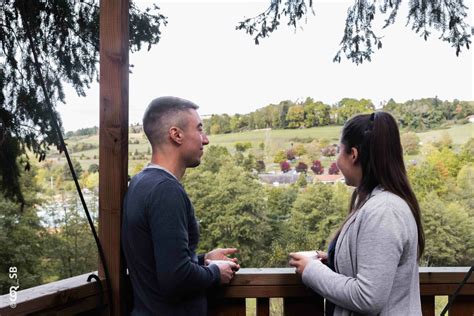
[{"x1": 180, "y1": 109, "x2": 209, "y2": 168}]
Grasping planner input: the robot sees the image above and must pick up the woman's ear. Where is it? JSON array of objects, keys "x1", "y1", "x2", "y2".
[
  {"x1": 169, "y1": 126, "x2": 184, "y2": 145},
  {"x1": 350, "y1": 147, "x2": 359, "y2": 164}
]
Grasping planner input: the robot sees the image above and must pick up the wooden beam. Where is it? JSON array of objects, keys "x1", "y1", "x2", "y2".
[{"x1": 99, "y1": 0, "x2": 129, "y2": 315}]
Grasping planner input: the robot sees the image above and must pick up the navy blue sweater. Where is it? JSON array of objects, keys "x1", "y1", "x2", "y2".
[{"x1": 122, "y1": 168, "x2": 220, "y2": 315}]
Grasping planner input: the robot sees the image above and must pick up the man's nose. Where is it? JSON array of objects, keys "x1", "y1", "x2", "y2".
[{"x1": 202, "y1": 133, "x2": 210, "y2": 145}]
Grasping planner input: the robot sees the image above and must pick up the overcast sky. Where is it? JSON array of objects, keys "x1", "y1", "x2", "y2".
[{"x1": 58, "y1": 0, "x2": 473, "y2": 132}]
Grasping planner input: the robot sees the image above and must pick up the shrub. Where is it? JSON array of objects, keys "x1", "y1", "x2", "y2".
[
  {"x1": 311, "y1": 160, "x2": 324, "y2": 175},
  {"x1": 286, "y1": 148, "x2": 296, "y2": 160},
  {"x1": 328, "y1": 162, "x2": 340, "y2": 175},
  {"x1": 295, "y1": 162, "x2": 308, "y2": 173},
  {"x1": 280, "y1": 161, "x2": 291, "y2": 173}
]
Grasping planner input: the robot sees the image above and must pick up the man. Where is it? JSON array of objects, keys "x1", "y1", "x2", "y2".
[{"x1": 122, "y1": 96, "x2": 239, "y2": 315}]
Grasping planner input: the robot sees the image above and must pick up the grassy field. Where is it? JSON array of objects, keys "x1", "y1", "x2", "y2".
[
  {"x1": 209, "y1": 125, "x2": 342, "y2": 147},
  {"x1": 50, "y1": 123, "x2": 472, "y2": 174},
  {"x1": 417, "y1": 123, "x2": 473, "y2": 145}
]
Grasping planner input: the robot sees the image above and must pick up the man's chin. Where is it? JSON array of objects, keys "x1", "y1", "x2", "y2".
[{"x1": 187, "y1": 159, "x2": 201, "y2": 168}]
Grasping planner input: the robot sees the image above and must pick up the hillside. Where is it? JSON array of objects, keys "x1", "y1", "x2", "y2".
[{"x1": 52, "y1": 122, "x2": 473, "y2": 175}]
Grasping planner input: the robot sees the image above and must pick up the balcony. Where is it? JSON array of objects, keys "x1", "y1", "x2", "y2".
[{"x1": 1, "y1": 267, "x2": 472, "y2": 315}]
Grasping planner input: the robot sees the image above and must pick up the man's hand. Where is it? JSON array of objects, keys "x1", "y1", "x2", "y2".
[
  {"x1": 213, "y1": 261, "x2": 238, "y2": 284},
  {"x1": 205, "y1": 248, "x2": 240, "y2": 268},
  {"x1": 288, "y1": 252, "x2": 312, "y2": 275}
]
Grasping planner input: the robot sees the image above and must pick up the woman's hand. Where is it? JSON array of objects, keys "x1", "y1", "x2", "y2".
[
  {"x1": 288, "y1": 253, "x2": 312, "y2": 275},
  {"x1": 317, "y1": 251, "x2": 328, "y2": 264}
]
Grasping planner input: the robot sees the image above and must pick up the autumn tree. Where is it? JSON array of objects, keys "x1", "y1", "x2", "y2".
[
  {"x1": 280, "y1": 161, "x2": 291, "y2": 173},
  {"x1": 295, "y1": 162, "x2": 308, "y2": 173},
  {"x1": 311, "y1": 160, "x2": 324, "y2": 175},
  {"x1": 328, "y1": 162, "x2": 340, "y2": 175}
]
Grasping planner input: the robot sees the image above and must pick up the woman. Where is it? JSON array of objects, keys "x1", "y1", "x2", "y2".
[{"x1": 289, "y1": 112, "x2": 424, "y2": 315}]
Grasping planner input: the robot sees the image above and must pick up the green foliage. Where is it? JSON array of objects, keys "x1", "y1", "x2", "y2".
[
  {"x1": 267, "y1": 183, "x2": 350, "y2": 267},
  {"x1": 408, "y1": 162, "x2": 447, "y2": 198},
  {"x1": 255, "y1": 160, "x2": 266, "y2": 173},
  {"x1": 0, "y1": 0, "x2": 167, "y2": 203},
  {"x1": 200, "y1": 145, "x2": 232, "y2": 173},
  {"x1": 65, "y1": 126, "x2": 99, "y2": 138},
  {"x1": 62, "y1": 159, "x2": 83, "y2": 180},
  {"x1": 286, "y1": 105, "x2": 305, "y2": 128},
  {"x1": 459, "y1": 138, "x2": 474, "y2": 164},
  {"x1": 0, "y1": 166, "x2": 44, "y2": 294},
  {"x1": 421, "y1": 193, "x2": 474, "y2": 266},
  {"x1": 273, "y1": 150, "x2": 287, "y2": 163},
  {"x1": 70, "y1": 142, "x2": 98, "y2": 153},
  {"x1": 184, "y1": 164, "x2": 272, "y2": 267},
  {"x1": 384, "y1": 98, "x2": 473, "y2": 131},
  {"x1": 41, "y1": 195, "x2": 98, "y2": 280},
  {"x1": 295, "y1": 173, "x2": 308, "y2": 188},
  {"x1": 88, "y1": 163, "x2": 99, "y2": 174},
  {"x1": 336, "y1": 98, "x2": 374, "y2": 124},
  {"x1": 427, "y1": 147, "x2": 461, "y2": 178},
  {"x1": 235, "y1": 142, "x2": 252, "y2": 152}
]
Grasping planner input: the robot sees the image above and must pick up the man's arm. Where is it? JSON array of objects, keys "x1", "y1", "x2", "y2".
[{"x1": 148, "y1": 181, "x2": 220, "y2": 300}]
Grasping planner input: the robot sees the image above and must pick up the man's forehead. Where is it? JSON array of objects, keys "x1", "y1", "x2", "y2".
[{"x1": 186, "y1": 109, "x2": 202, "y2": 124}]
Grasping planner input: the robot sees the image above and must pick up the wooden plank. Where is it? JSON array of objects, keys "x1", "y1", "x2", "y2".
[
  {"x1": 421, "y1": 295, "x2": 435, "y2": 316},
  {"x1": 283, "y1": 296, "x2": 324, "y2": 316},
  {"x1": 208, "y1": 298, "x2": 246, "y2": 316},
  {"x1": 99, "y1": 0, "x2": 129, "y2": 315},
  {"x1": 215, "y1": 285, "x2": 317, "y2": 298},
  {"x1": 257, "y1": 297, "x2": 270, "y2": 316},
  {"x1": 420, "y1": 284, "x2": 474, "y2": 296},
  {"x1": 449, "y1": 295, "x2": 474, "y2": 316},
  {"x1": 0, "y1": 273, "x2": 107, "y2": 315},
  {"x1": 420, "y1": 268, "x2": 474, "y2": 284}
]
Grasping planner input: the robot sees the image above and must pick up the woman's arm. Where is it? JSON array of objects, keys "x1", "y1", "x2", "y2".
[{"x1": 302, "y1": 204, "x2": 409, "y2": 314}]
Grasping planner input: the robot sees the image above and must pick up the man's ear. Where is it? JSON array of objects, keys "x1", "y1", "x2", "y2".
[
  {"x1": 350, "y1": 147, "x2": 359, "y2": 164},
  {"x1": 169, "y1": 126, "x2": 184, "y2": 145}
]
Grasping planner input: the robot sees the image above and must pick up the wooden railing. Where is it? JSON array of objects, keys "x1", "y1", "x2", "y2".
[{"x1": 1, "y1": 267, "x2": 472, "y2": 315}]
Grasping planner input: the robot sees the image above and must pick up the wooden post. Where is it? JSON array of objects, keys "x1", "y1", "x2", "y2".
[{"x1": 99, "y1": 0, "x2": 129, "y2": 315}]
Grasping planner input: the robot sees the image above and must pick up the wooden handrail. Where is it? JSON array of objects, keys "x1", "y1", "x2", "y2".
[
  {"x1": 1, "y1": 267, "x2": 472, "y2": 315},
  {"x1": 0, "y1": 272, "x2": 108, "y2": 315}
]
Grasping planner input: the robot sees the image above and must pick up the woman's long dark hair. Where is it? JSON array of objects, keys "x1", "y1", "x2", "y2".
[{"x1": 339, "y1": 112, "x2": 424, "y2": 259}]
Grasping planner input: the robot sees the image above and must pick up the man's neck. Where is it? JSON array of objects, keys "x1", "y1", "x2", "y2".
[{"x1": 150, "y1": 155, "x2": 185, "y2": 180}]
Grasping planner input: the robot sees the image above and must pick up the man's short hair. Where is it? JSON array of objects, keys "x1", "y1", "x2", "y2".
[{"x1": 143, "y1": 96, "x2": 199, "y2": 147}]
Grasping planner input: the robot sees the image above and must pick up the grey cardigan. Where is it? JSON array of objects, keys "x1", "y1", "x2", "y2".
[{"x1": 302, "y1": 187, "x2": 422, "y2": 315}]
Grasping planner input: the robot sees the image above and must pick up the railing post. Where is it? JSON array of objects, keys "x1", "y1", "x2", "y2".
[
  {"x1": 257, "y1": 297, "x2": 270, "y2": 316},
  {"x1": 99, "y1": 0, "x2": 129, "y2": 315}
]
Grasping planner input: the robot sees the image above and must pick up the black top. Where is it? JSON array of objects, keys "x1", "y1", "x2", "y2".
[
  {"x1": 122, "y1": 168, "x2": 220, "y2": 316},
  {"x1": 325, "y1": 234, "x2": 339, "y2": 316}
]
